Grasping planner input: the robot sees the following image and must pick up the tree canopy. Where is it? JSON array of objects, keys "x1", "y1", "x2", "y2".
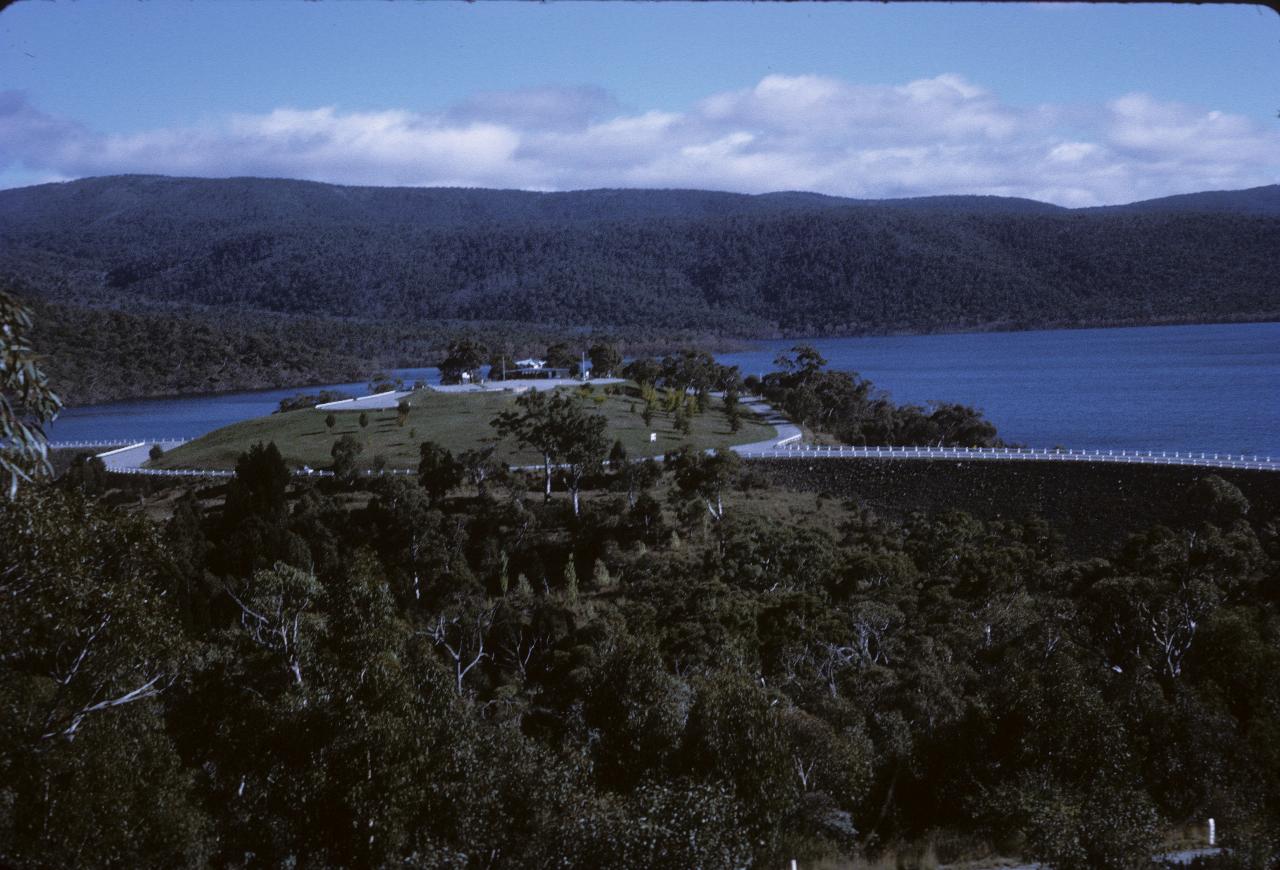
[
  {"x1": 0, "y1": 287, "x2": 62, "y2": 498},
  {"x1": 5, "y1": 433, "x2": 1280, "y2": 867}
]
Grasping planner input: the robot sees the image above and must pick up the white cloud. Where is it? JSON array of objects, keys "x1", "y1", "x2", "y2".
[
  {"x1": 1, "y1": 75, "x2": 1277, "y2": 206},
  {"x1": 445, "y1": 85, "x2": 617, "y2": 131},
  {"x1": 1106, "y1": 93, "x2": 1275, "y2": 164},
  {"x1": 1047, "y1": 142, "x2": 1102, "y2": 164}
]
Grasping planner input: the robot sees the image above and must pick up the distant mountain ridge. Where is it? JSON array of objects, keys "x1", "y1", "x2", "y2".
[
  {"x1": 1085, "y1": 184, "x2": 1280, "y2": 216},
  {"x1": 0, "y1": 174, "x2": 1078, "y2": 233},
  {"x1": 1, "y1": 174, "x2": 1276, "y2": 337},
  {"x1": 7, "y1": 175, "x2": 1277, "y2": 230}
]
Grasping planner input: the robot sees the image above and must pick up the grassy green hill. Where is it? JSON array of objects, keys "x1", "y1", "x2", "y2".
[{"x1": 151, "y1": 385, "x2": 774, "y2": 471}]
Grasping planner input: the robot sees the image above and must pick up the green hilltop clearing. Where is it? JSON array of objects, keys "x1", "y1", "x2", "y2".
[{"x1": 151, "y1": 384, "x2": 775, "y2": 472}]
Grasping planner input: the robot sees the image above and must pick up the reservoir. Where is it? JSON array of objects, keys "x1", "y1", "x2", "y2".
[{"x1": 49, "y1": 322, "x2": 1280, "y2": 456}]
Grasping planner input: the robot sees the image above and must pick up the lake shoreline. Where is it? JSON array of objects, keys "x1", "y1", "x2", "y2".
[
  {"x1": 48, "y1": 321, "x2": 1280, "y2": 456},
  {"x1": 48, "y1": 316, "x2": 1280, "y2": 410}
]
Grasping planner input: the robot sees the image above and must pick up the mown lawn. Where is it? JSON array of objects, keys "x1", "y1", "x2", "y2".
[{"x1": 152, "y1": 385, "x2": 775, "y2": 471}]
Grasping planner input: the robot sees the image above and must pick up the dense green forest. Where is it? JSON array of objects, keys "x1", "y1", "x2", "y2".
[
  {"x1": 6, "y1": 178, "x2": 1276, "y2": 333},
  {"x1": 19, "y1": 297, "x2": 737, "y2": 406},
  {"x1": 4, "y1": 441, "x2": 1279, "y2": 868},
  {"x1": 4, "y1": 289, "x2": 1279, "y2": 867},
  {"x1": 3, "y1": 176, "x2": 1277, "y2": 404}
]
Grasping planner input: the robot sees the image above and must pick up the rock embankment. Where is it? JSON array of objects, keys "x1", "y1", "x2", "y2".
[{"x1": 756, "y1": 457, "x2": 1280, "y2": 555}]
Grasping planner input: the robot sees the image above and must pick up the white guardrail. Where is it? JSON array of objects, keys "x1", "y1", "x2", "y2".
[
  {"x1": 116, "y1": 467, "x2": 424, "y2": 479},
  {"x1": 50, "y1": 439, "x2": 188, "y2": 450},
  {"x1": 75, "y1": 438, "x2": 1279, "y2": 478},
  {"x1": 761, "y1": 444, "x2": 1279, "y2": 472}
]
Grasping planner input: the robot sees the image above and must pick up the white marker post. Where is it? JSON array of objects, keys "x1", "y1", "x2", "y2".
[{"x1": 1208, "y1": 817, "x2": 1215, "y2": 846}]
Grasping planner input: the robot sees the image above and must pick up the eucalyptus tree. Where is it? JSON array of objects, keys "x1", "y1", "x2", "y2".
[
  {"x1": 59, "y1": 452, "x2": 108, "y2": 496},
  {"x1": 588, "y1": 341, "x2": 622, "y2": 378},
  {"x1": 723, "y1": 388, "x2": 743, "y2": 433},
  {"x1": 0, "y1": 288, "x2": 62, "y2": 499},
  {"x1": 680, "y1": 667, "x2": 799, "y2": 864},
  {"x1": 582, "y1": 639, "x2": 687, "y2": 791},
  {"x1": 621, "y1": 357, "x2": 662, "y2": 388},
  {"x1": 226, "y1": 562, "x2": 325, "y2": 688},
  {"x1": 364, "y1": 477, "x2": 445, "y2": 604},
  {"x1": 417, "y1": 440, "x2": 463, "y2": 505},
  {"x1": 493, "y1": 388, "x2": 608, "y2": 512},
  {"x1": 330, "y1": 434, "x2": 363, "y2": 482},
  {"x1": 620, "y1": 456, "x2": 663, "y2": 509},
  {"x1": 660, "y1": 349, "x2": 719, "y2": 399},
  {"x1": 773, "y1": 344, "x2": 828, "y2": 384},
  {"x1": 669, "y1": 446, "x2": 741, "y2": 524},
  {"x1": 225, "y1": 441, "x2": 290, "y2": 521},
  {"x1": 426, "y1": 603, "x2": 497, "y2": 695},
  {"x1": 493, "y1": 388, "x2": 559, "y2": 501},
  {"x1": 0, "y1": 488, "x2": 207, "y2": 866},
  {"x1": 212, "y1": 441, "x2": 310, "y2": 582},
  {"x1": 0, "y1": 488, "x2": 188, "y2": 743},
  {"x1": 439, "y1": 338, "x2": 488, "y2": 385},
  {"x1": 313, "y1": 554, "x2": 441, "y2": 867},
  {"x1": 544, "y1": 341, "x2": 579, "y2": 374},
  {"x1": 607, "y1": 438, "x2": 628, "y2": 471},
  {"x1": 555, "y1": 402, "x2": 608, "y2": 516},
  {"x1": 368, "y1": 371, "x2": 404, "y2": 394},
  {"x1": 458, "y1": 445, "x2": 500, "y2": 497}
]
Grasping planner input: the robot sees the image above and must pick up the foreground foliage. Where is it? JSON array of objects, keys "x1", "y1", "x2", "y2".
[
  {"x1": 0, "y1": 289, "x2": 62, "y2": 498},
  {"x1": 2, "y1": 448, "x2": 1278, "y2": 867}
]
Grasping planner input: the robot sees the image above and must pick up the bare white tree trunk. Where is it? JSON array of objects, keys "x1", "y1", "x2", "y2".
[{"x1": 427, "y1": 609, "x2": 496, "y2": 694}]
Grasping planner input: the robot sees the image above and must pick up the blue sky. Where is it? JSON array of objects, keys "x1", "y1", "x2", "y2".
[{"x1": 2, "y1": 2, "x2": 1278, "y2": 205}]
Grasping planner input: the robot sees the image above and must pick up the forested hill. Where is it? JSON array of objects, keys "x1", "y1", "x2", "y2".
[
  {"x1": 3, "y1": 175, "x2": 1277, "y2": 336},
  {"x1": 0, "y1": 174, "x2": 1069, "y2": 232},
  {"x1": 1085, "y1": 184, "x2": 1280, "y2": 216},
  {"x1": 2, "y1": 175, "x2": 1280, "y2": 335}
]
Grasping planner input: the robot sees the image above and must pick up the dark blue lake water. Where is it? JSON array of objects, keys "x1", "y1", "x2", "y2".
[
  {"x1": 49, "y1": 323, "x2": 1280, "y2": 456},
  {"x1": 49, "y1": 368, "x2": 442, "y2": 444}
]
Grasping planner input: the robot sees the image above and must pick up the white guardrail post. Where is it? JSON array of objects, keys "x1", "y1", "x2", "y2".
[
  {"x1": 86, "y1": 434, "x2": 1279, "y2": 476},
  {"x1": 752, "y1": 441, "x2": 1277, "y2": 472}
]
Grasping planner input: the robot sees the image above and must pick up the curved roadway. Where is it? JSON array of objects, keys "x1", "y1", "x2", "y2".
[{"x1": 731, "y1": 397, "x2": 802, "y2": 454}]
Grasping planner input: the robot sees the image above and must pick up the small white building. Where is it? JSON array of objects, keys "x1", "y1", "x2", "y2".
[{"x1": 515, "y1": 358, "x2": 546, "y2": 369}]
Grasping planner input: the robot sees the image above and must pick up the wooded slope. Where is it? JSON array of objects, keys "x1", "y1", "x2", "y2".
[{"x1": 4, "y1": 176, "x2": 1276, "y2": 335}]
